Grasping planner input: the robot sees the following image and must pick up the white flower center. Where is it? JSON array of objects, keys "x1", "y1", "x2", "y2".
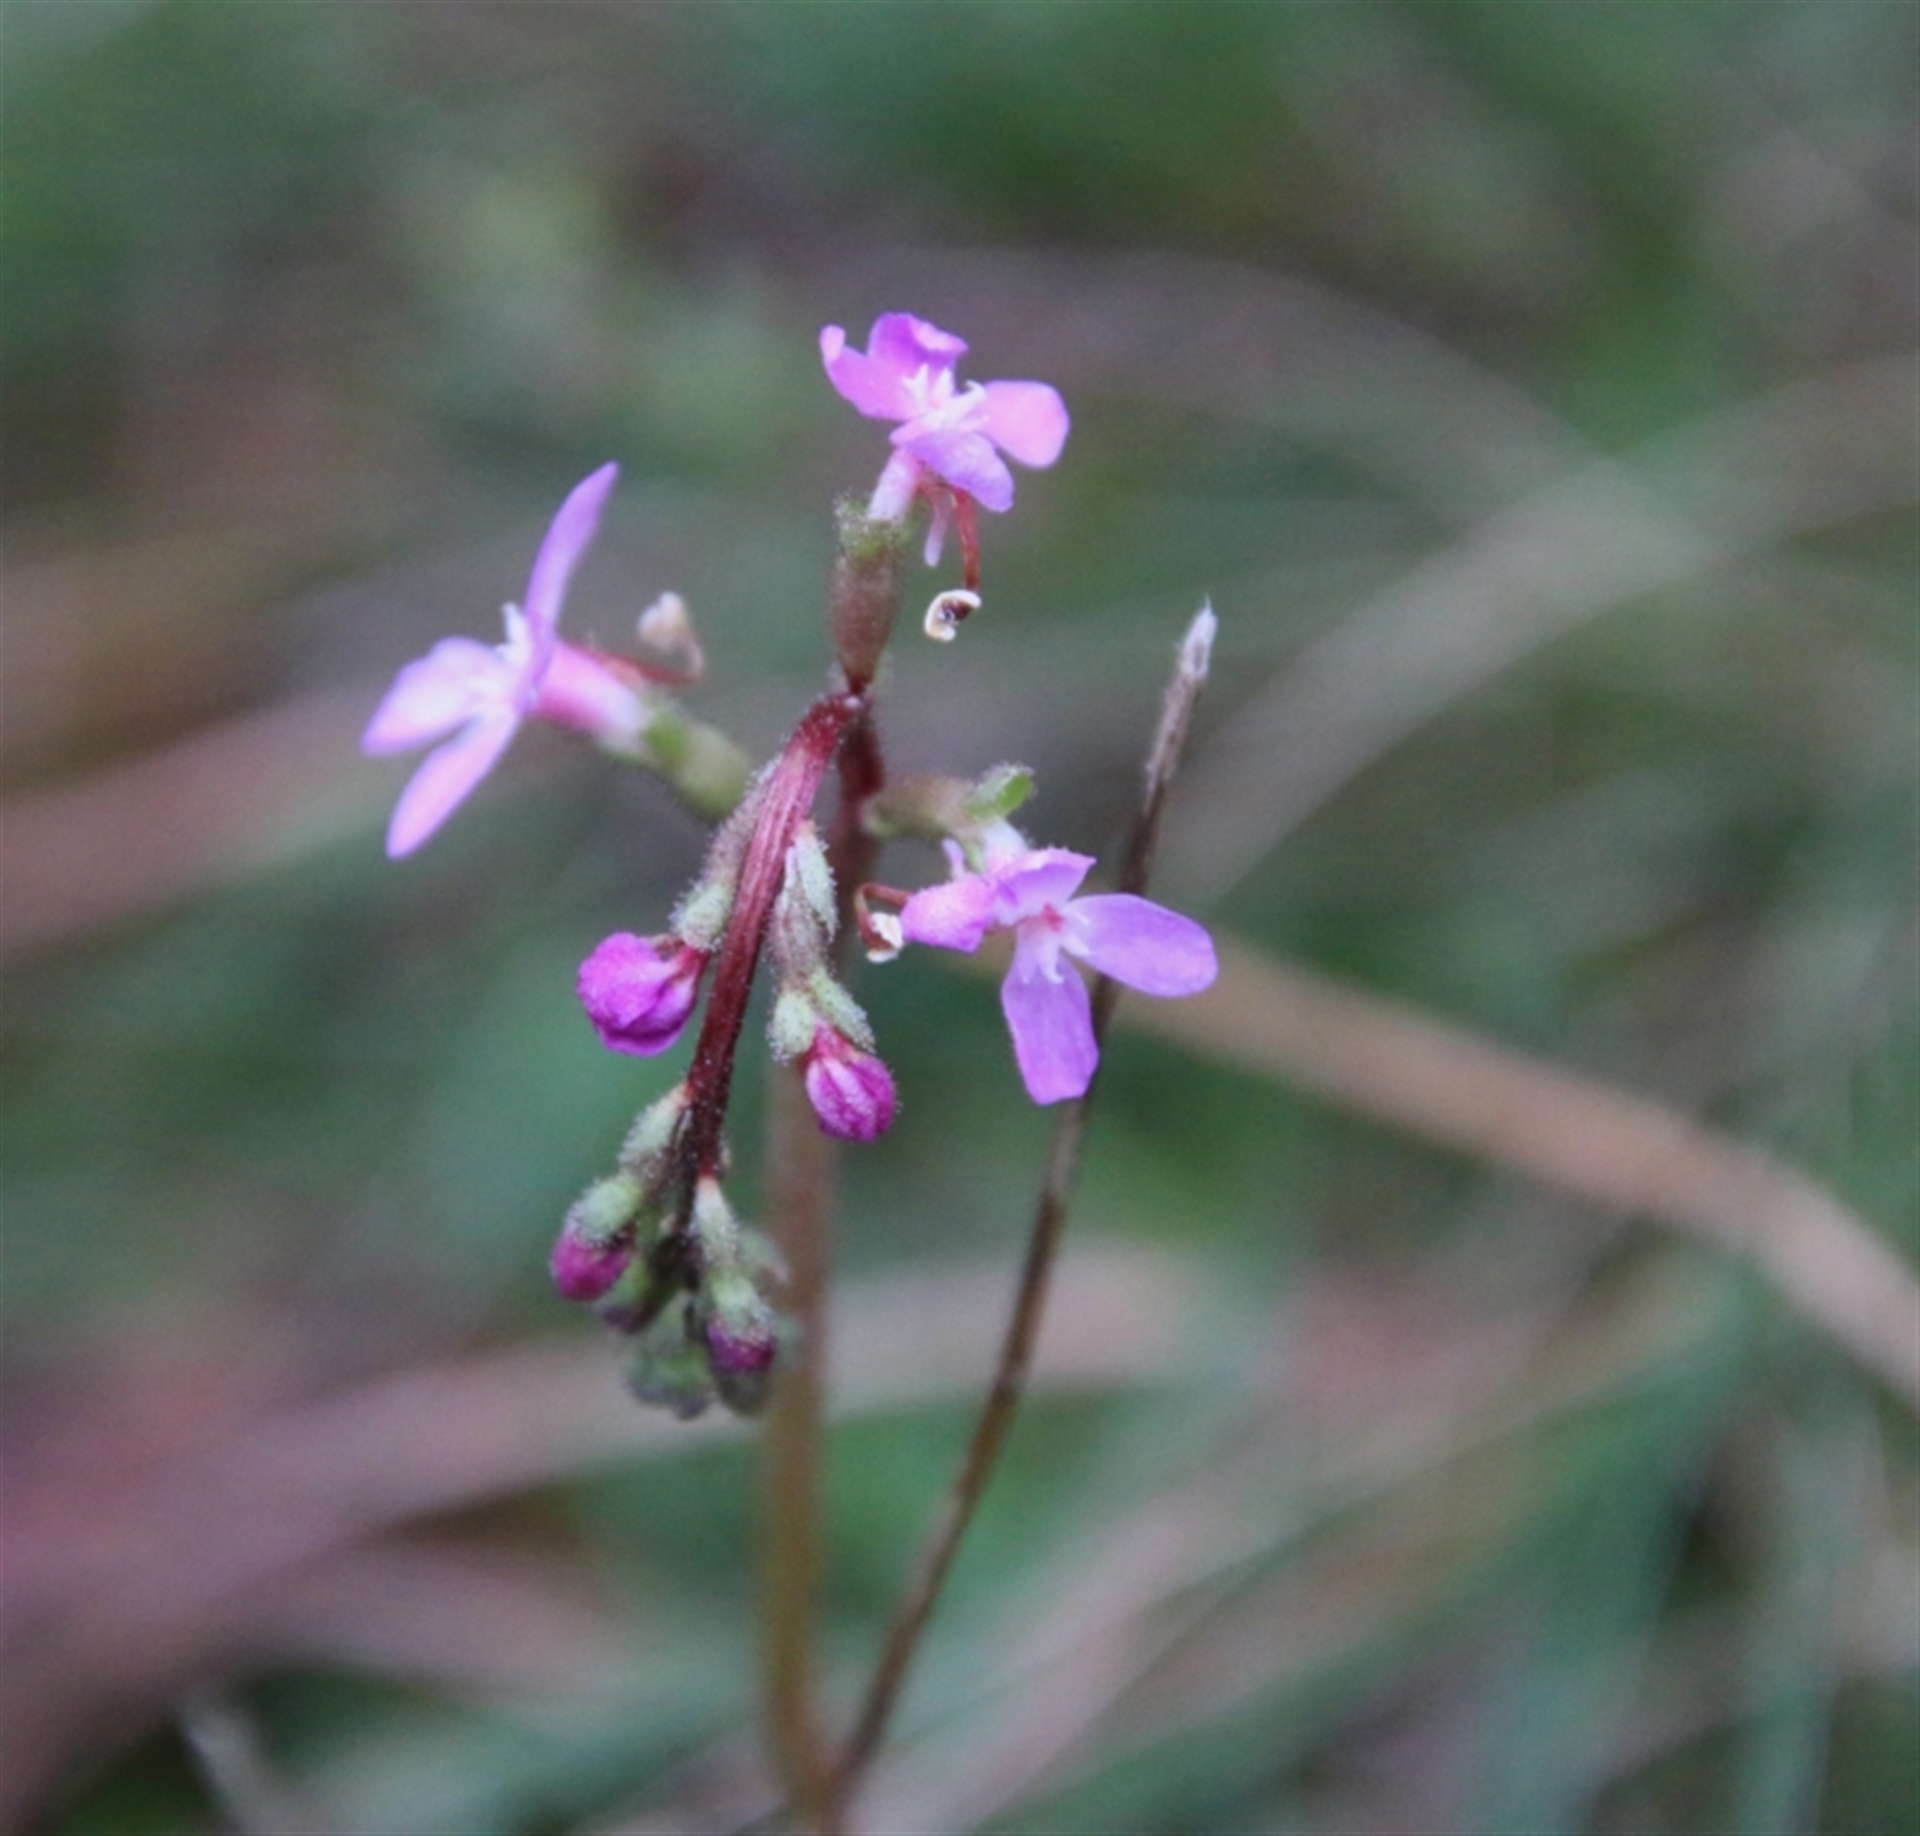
[{"x1": 902, "y1": 364, "x2": 985, "y2": 431}]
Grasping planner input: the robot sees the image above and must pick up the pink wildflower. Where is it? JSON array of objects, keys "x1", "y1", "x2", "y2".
[
  {"x1": 363, "y1": 462, "x2": 633, "y2": 857},
  {"x1": 820, "y1": 314, "x2": 1068, "y2": 564},
  {"x1": 578, "y1": 932, "x2": 707, "y2": 1056},
  {"x1": 900, "y1": 845, "x2": 1217, "y2": 1105}
]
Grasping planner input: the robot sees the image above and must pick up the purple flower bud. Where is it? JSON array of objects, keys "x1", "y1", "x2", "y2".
[
  {"x1": 699, "y1": 1268, "x2": 780, "y2": 1380},
  {"x1": 705, "y1": 1313, "x2": 779, "y2": 1377},
  {"x1": 550, "y1": 1231, "x2": 632, "y2": 1302},
  {"x1": 802, "y1": 1026, "x2": 898, "y2": 1142},
  {"x1": 577, "y1": 933, "x2": 706, "y2": 1056}
]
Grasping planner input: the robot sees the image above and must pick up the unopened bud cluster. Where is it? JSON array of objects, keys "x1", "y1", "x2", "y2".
[{"x1": 547, "y1": 1085, "x2": 786, "y2": 1417}]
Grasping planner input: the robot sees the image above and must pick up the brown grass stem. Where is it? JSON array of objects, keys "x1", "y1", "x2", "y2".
[
  {"x1": 826, "y1": 606, "x2": 1217, "y2": 1821},
  {"x1": 1134, "y1": 942, "x2": 1920, "y2": 1406}
]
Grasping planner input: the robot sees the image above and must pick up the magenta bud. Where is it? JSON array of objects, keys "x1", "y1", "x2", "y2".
[
  {"x1": 802, "y1": 1027, "x2": 898, "y2": 1142},
  {"x1": 577, "y1": 933, "x2": 705, "y2": 1056},
  {"x1": 698, "y1": 1267, "x2": 779, "y2": 1383},
  {"x1": 550, "y1": 1231, "x2": 632, "y2": 1302},
  {"x1": 705, "y1": 1315, "x2": 779, "y2": 1376}
]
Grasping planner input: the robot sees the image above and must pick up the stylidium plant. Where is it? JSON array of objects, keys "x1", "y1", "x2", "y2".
[{"x1": 362, "y1": 313, "x2": 1218, "y2": 1827}]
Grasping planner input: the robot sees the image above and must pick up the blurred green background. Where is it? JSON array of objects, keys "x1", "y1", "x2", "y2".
[{"x1": 4, "y1": 3, "x2": 1915, "y2": 1832}]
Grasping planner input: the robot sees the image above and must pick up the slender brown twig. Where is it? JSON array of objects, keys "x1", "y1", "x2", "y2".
[
  {"x1": 761, "y1": 1062, "x2": 837, "y2": 1829},
  {"x1": 826, "y1": 604, "x2": 1217, "y2": 1821},
  {"x1": 761, "y1": 696, "x2": 890, "y2": 1835}
]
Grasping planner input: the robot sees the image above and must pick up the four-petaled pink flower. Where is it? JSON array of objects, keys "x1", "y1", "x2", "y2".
[
  {"x1": 820, "y1": 314, "x2": 1068, "y2": 563},
  {"x1": 900, "y1": 846, "x2": 1217, "y2": 1104},
  {"x1": 363, "y1": 462, "x2": 635, "y2": 857}
]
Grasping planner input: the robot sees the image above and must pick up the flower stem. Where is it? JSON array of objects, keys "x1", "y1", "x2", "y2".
[
  {"x1": 676, "y1": 690, "x2": 864, "y2": 1202},
  {"x1": 826, "y1": 605, "x2": 1217, "y2": 1818},
  {"x1": 756, "y1": 689, "x2": 888, "y2": 1834},
  {"x1": 761, "y1": 1060, "x2": 836, "y2": 1831}
]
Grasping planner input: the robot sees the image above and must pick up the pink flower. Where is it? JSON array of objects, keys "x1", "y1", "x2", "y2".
[
  {"x1": 820, "y1": 314, "x2": 1068, "y2": 562},
  {"x1": 900, "y1": 846, "x2": 1217, "y2": 1105},
  {"x1": 363, "y1": 462, "x2": 629, "y2": 857},
  {"x1": 578, "y1": 932, "x2": 707, "y2": 1056},
  {"x1": 802, "y1": 1026, "x2": 898, "y2": 1142}
]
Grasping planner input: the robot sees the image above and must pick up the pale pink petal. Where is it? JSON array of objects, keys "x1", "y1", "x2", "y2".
[
  {"x1": 867, "y1": 447, "x2": 924, "y2": 523},
  {"x1": 1001, "y1": 956, "x2": 1097, "y2": 1103},
  {"x1": 1068, "y1": 894, "x2": 1218, "y2": 995},
  {"x1": 522, "y1": 462, "x2": 618, "y2": 655},
  {"x1": 900, "y1": 428, "x2": 1014, "y2": 512},
  {"x1": 383, "y1": 706, "x2": 521, "y2": 858},
  {"x1": 532, "y1": 641, "x2": 645, "y2": 742},
  {"x1": 362, "y1": 637, "x2": 508, "y2": 754},
  {"x1": 979, "y1": 381, "x2": 1069, "y2": 468},
  {"x1": 900, "y1": 872, "x2": 998, "y2": 952},
  {"x1": 821, "y1": 323, "x2": 920, "y2": 421},
  {"x1": 992, "y1": 849, "x2": 1094, "y2": 923},
  {"x1": 869, "y1": 312, "x2": 967, "y2": 374}
]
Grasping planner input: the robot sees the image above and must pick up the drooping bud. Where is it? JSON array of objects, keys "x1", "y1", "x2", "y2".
[
  {"x1": 696, "y1": 1266, "x2": 781, "y2": 1414},
  {"x1": 578, "y1": 933, "x2": 706, "y2": 1056},
  {"x1": 802, "y1": 1025, "x2": 898, "y2": 1142},
  {"x1": 550, "y1": 1232, "x2": 634, "y2": 1303},
  {"x1": 550, "y1": 1171, "x2": 647, "y2": 1301}
]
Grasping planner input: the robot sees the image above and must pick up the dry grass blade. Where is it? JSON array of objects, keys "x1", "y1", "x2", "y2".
[
  {"x1": 0, "y1": 1247, "x2": 1193, "y2": 1830},
  {"x1": 1132, "y1": 939, "x2": 1920, "y2": 1404}
]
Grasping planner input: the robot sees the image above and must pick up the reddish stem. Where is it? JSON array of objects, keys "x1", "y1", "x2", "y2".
[{"x1": 674, "y1": 688, "x2": 867, "y2": 1206}]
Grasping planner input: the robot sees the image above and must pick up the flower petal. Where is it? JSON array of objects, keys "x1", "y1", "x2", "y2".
[
  {"x1": 869, "y1": 312, "x2": 968, "y2": 374},
  {"x1": 1001, "y1": 956, "x2": 1098, "y2": 1103},
  {"x1": 980, "y1": 381, "x2": 1070, "y2": 469},
  {"x1": 991, "y1": 848, "x2": 1095, "y2": 924},
  {"x1": 362, "y1": 637, "x2": 509, "y2": 754},
  {"x1": 1068, "y1": 894, "x2": 1218, "y2": 996},
  {"x1": 899, "y1": 428, "x2": 1014, "y2": 512},
  {"x1": 383, "y1": 706, "x2": 521, "y2": 858},
  {"x1": 900, "y1": 872, "x2": 998, "y2": 952},
  {"x1": 821, "y1": 319, "x2": 933, "y2": 421},
  {"x1": 522, "y1": 462, "x2": 618, "y2": 654},
  {"x1": 866, "y1": 446, "x2": 924, "y2": 523}
]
